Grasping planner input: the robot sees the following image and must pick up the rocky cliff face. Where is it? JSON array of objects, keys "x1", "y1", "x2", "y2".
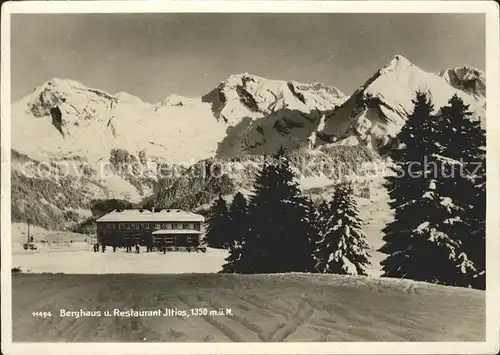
[{"x1": 439, "y1": 66, "x2": 486, "y2": 100}]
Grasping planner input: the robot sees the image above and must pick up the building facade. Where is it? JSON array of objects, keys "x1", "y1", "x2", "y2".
[{"x1": 96, "y1": 209, "x2": 204, "y2": 248}]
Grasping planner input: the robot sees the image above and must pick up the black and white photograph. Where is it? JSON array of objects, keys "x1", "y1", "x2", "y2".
[{"x1": 1, "y1": 1, "x2": 499, "y2": 354}]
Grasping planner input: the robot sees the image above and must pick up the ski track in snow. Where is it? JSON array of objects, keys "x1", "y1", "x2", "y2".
[{"x1": 12, "y1": 271, "x2": 485, "y2": 342}]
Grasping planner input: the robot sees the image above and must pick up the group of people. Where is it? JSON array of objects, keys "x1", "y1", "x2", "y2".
[{"x1": 92, "y1": 241, "x2": 164, "y2": 254}]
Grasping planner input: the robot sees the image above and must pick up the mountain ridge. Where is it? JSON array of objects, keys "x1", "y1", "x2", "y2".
[{"x1": 10, "y1": 54, "x2": 487, "y2": 231}]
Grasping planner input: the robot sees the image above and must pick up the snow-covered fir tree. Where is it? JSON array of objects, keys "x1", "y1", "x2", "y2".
[
  {"x1": 235, "y1": 147, "x2": 316, "y2": 274},
  {"x1": 228, "y1": 192, "x2": 249, "y2": 245},
  {"x1": 304, "y1": 196, "x2": 323, "y2": 245},
  {"x1": 380, "y1": 92, "x2": 438, "y2": 280},
  {"x1": 203, "y1": 195, "x2": 230, "y2": 249},
  {"x1": 380, "y1": 92, "x2": 477, "y2": 287},
  {"x1": 315, "y1": 200, "x2": 331, "y2": 237},
  {"x1": 436, "y1": 95, "x2": 486, "y2": 289},
  {"x1": 315, "y1": 181, "x2": 371, "y2": 275},
  {"x1": 311, "y1": 199, "x2": 331, "y2": 268},
  {"x1": 221, "y1": 192, "x2": 248, "y2": 273}
]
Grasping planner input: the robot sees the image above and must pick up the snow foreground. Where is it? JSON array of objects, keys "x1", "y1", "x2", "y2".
[{"x1": 12, "y1": 273, "x2": 485, "y2": 342}]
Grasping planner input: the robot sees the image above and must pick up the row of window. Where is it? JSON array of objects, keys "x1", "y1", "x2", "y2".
[
  {"x1": 100, "y1": 223, "x2": 200, "y2": 230},
  {"x1": 152, "y1": 236, "x2": 199, "y2": 242}
]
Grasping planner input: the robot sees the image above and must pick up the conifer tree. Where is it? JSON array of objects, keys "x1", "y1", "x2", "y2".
[
  {"x1": 221, "y1": 192, "x2": 249, "y2": 273},
  {"x1": 380, "y1": 92, "x2": 437, "y2": 278},
  {"x1": 379, "y1": 92, "x2": 472, "y2": 286},
  {"x1": 236, "y1": 147, "x2": 316, "y2": 274},
  {"x1": 203, "y1": 195, "x2": 230, "y2": 249},
  {"x1": 436, "y1": 95, "x2": 486, "y2": 288},
  {"x1": 312, "y1": 199, "x2": 330, "y2": 269},
  {"x1": 315, "y1": 182, "x2": 371, "y2": 275},
  {"x1": 315, "y1": 200, "x2": 331, "y2": 238},
  {"x1": 304, "y1": 196, "x2": 322, "y2": 245},
  {"x1": 228, "y1": 192, "x2": 249, "y2": 244}
]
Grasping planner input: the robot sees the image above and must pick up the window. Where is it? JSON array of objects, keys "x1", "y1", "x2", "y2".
[
  {"x1": 189, "y1": 236, "x2": 199, "y2": 244},
  {"x1": 183, "y1": 224, "x2": 190, "y2": 229},
  {"x1": 166, "y1": 224, "x2": 172, "y2": 230}
]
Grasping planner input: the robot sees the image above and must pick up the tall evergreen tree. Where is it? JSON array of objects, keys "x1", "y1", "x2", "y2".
[
  {"x1": 236, "y1": 147, "x2": 316, "y2": 274},
  {"x1": 315, "y1": 200, "x2": 331, "y2": 237},
  {"x1": 312, "y1": 199, "x2": 331, "y2": 269},
  {"x1": 315, "y1": 182, "x2": 371, "y2": 275},
  {"x1": 379, "y1": 92, "x2": 471, "y2": 286},
  {"x1": 380, "y1": 92, "x2": 437, "y2": 278},
  {"x1": 304, "y1": 196, "x2": 322, "y2": 245},
  {"x1": 203, "y1": 195, "x2": 230, "y2": 249},
  {"x1": 228, "y1": 192, "x2": 249, "y2": 245},
  {"x1": 221, "y1": 192, "x2": 249, "y2": 273},
  {"x1": 437, "y1": 95, "x2": 486, "y2": 288}
]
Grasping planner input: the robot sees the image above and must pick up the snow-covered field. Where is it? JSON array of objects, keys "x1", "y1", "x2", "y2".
[
  {"x1": 12, "y1": 273, "x2": 485, "y2": 342},
  {"x1": 12, "y1": 243, "x2": 229, "y2": 274},
  {"x1": 11, "y1": 222, "x2": 229, "y2": 274},
  {"x1": 10, "y1": 217, "x2": 485, "y2": 342}
]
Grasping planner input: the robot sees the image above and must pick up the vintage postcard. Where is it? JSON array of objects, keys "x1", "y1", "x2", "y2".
[{"x1": 1, "y1": 1, "x2": 499, "y2": 354}]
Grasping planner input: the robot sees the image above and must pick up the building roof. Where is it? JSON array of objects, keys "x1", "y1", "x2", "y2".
[
  {"x1": 96, "y1": 209, "x2": 205, "y2": 223},
  {"x1": 152, "y1": 229, "x2": 202, "y2": 235}
]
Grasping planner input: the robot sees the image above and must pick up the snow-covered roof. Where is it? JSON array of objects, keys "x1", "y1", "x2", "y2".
[
  {"x1": 96, "y1": 209, "x2": 204, "y2": 223},
  {"x1": 152, "y1": 229, "x2": 202, "y2": 235}
]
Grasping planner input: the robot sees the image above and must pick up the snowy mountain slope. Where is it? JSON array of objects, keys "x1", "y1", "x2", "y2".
[
  {"x1": 203, "y1": 73, "x2": 346, "y2": 156},
  {"x1": 12, "y1": 79, "x2": 225, "y2": 165},
  {"x1": 12, "y1": 273, "x2": 485, "y2": 341},
  {"x1": 10, "y1": 55, "x2": 487, "y2": 233},
  {"x1": 12, "y1": 74, "x2": 346, "y2": 165},
  {"x1": 314, "y1": 55, "x2": 486, "y2": 149},
  {"x1": 11, "y1": 75, "x2": 346, "y2": 228}
]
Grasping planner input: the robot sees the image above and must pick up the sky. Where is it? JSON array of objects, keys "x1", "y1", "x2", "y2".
[{"x1": 11, "y1": 13, "x2": 485, "y2": 103}]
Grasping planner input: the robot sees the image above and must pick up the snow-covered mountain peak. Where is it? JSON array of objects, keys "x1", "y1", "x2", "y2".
[
  {"x1": 315, "y1": 57, "x2": 486, "y2": 150},
  {"x1": 115, "y1": 91, "x2": 146, "y2": 105},
  {"x1": 157, "y1": 94, "x2": 197, "y2": 108},
  {"x1": 439, "y1": 65, "x2": 486, "y2": 99},
  {"x1": 379, "y1": 54, "x2": 413, "y2": 75},
  {"x1": 36, "y1": 77, "x2": 90, "y2": 93},
  {"x1": 205, "y1": 72, "x2": 346, "y2": 126},
  {"x1": 20, "y1": 78, "x2": 117, "y2": 138}
]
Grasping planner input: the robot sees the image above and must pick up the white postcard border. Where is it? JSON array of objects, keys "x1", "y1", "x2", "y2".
[{"x1": 1, "y1": 1, "x2": 499, "y2": 354}]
